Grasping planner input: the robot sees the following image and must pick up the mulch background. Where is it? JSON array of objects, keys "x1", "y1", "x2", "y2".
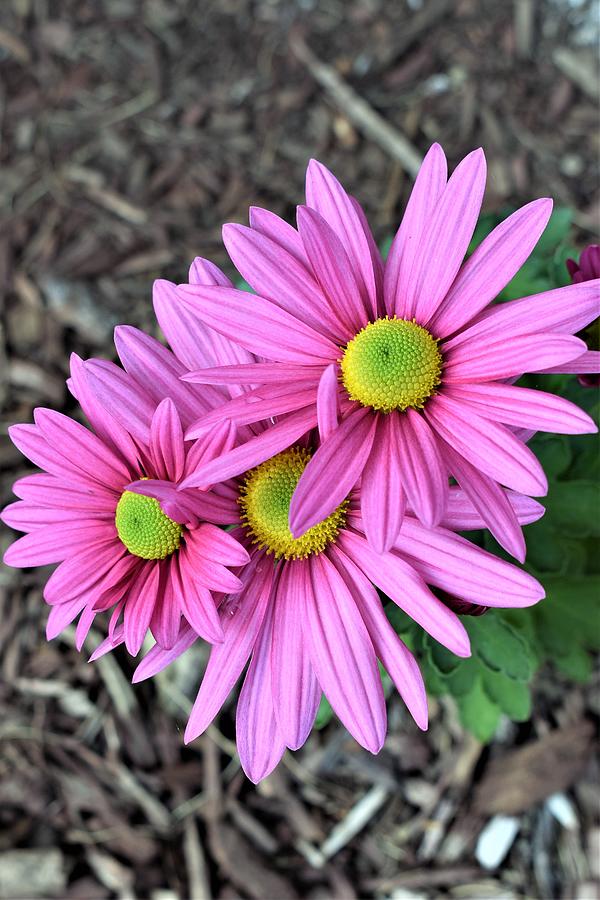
[{"x1": 0, "y1": 1, "x2": 598, "y2": 897}]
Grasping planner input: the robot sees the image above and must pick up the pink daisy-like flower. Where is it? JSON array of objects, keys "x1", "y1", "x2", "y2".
[
  {"x1": 1, "y1": 347, "x2": 249, "y2": 655},
  {"x1": 117, "y1": 429, "x2": 545, "y2": 782},
  {"x1": 166, "y1": 145, "x2": 598, "y2": 561},
  {"x1": 548, "y1": 245, "x2": 600, "y2": 387}
]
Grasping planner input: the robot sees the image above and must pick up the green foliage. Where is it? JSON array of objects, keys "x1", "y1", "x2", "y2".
[{"x1": 383, "y1": 219, "x2": 599, "y2": 742}]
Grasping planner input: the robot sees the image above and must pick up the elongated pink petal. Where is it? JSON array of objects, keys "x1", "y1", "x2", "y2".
[
  {"x1": 9, "y1": 424, "x2": 98, "y2": 490},
  {"x1": 304, "y1": 553, "x2": 386, "y2": 753},
  {"x1": 305, "y1": 159, "x2": 378, "y2": 316},
  {"x1": 91, "y1": 554, "x2": 143, "y2": 611},
  {"x1": 395, "y1": 409, "x2": 448, "y2": 528},
  {"x1": 43, "y1": 542, "x2": 126, "y2": 605},
  {"x1": 440, "y1": 486, "x2": 544, "y2": 531},
  {"x1": 412, "y1": 149, "x2": 487, "y2": 325},
  {"x1": 178, "y1": 283, "x2": 338, "y2": 365},
  {"x1": 360, "y1": 415, "x2": 405, "y2": 553},
  {"x1": 444, "y1": 383, "x2": 597, "y2": 434},
  {"x1": 89, "y1": 622, "x2": 126, "y2": 661},
  {"x1": 185, "y1": 541, "x2": 243, "y2": 594},
  {"x1": 329, "y1": 545, "x2": 428, "y2": 730},
  {"x1": 34, "y1": 408, "x2": 130, "y2": 490},
  {"x1": 183, "y1": 420, "x2": 237, "y2": 485},
  {"x1": 180, "y1": 406, "x2": 318, "y2": 488},
  {"x1": 84, "y1": 358, "x2": 156, "y2": 445},
  {"x1": 338, "y1": 529, "x2": 470, "y2": 657},
  {"x1": 270, "y1": 561, "x2": 320, "y2": 749},
  {"x1": 444, "y1": 280, "x2": 600, "y2": 352},
  {"x1": 184, "y1": 559, "x2": 274, "y2": 742},
  {"x1": 290, "y1": 408, "x2": 376, "y2": 538},
  {"x1": 297, "y1": 205, "x2": 368, "y2": 334},
  {"x1": 132, "y1": 622, "x2": 197, "y2": 681},
  {"x1": 123, "y1": 562, "x2": 160, "y2": 656},
  {"x1": 4, "y1": 522, "x2": 117, "y2": 567},
  {"x1": 317, "y1": 364, "x2": 340, "y2": 442},
  {"x1": 153, "y1": 278, "x2": 253, "y2": 379},
  {"x1": 175, "y1": 549, "x2": 224, "y2": 643},
  {"x1": 190, "y1": 523, "x2": 250, "y2": 566},
  {"x1": 350, "y1": 195, "x2": 384, "y2": 313},
  {"x1": 442, "y1": 442, "x2": 526, "y2": 562},
  {"x1": 425, "y1": 394, "x2": 547, "y2": 496},
  {"x1": 236, "y1": 602, "x2": 287, "y2": 783},
  {"x1": 1, "y1": 501, "x2": 110, "y2": 532},
  {"x1": 384, "y1": 143, "x2": 447, "y2": 318},
  {"x1": 150, "y1": 560, "x2": 182, "y2": 650},
  {"x1": 431, "y1": 198, "x2": 553, "y2": 337},
  {"x1": 443, "y1": 333, "x2": 587, "y2": 382},
  {"x1": 148, "y1": 398, "x2": 186, "y2": 482},
  {"x1": 536, "y1": 349, "x2": 600, "y2": 375},
  {"x1": 127, "y1": 478, "x2": 203, "y2": 525},
  {"x1": 46, "y1": 596, "x2": 88, "y2": 641},
  {"x1": 394, "y1": 518, "x2": 545, "y2": 607},
  {"x1": 223, "y1": 223, "x2": 345, "y2": 341},
  {"x1": 189, "y1": 256, "x2": 233, "y2": 287},
  {"x1": 75, "y1": 604, "x2": 97, "y2": 650},
  {"x1": 182, "y1": 362, "x2": 311, "y2": 385},
  {"x1": 12, "y1": 472, "x2": 116, "y2": 512},
  {"x1": 249, "y1": 206, "x2": 307, "y2": 264}
]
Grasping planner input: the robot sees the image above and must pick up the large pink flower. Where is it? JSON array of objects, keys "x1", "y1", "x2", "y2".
[
  {"x1": 167, "y1": 145, "x2": 598, "y2": 561},
  {"x1": 1, "y1": 345, "x2": 249, "y2": 655},
  {"x1": 115, "y1": 434, "x2": 545, "y2": 783}
]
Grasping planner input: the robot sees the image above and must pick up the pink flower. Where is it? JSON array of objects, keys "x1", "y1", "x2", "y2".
[
  {"x1": 1, "y1": 344, "x2": 249, "y2": 655},
  {"x1": 163, "y1": 145, "x2": 598, "y2": 562},
  {"x1": 124, "y1": 437, "x2": 544, "y2": 783},
  {"x1": 560, "y1": 245, "x2": 600, "y2": 386},
  {"x1": 567, "y1": 245, "x2": 600, "y2": 283}
]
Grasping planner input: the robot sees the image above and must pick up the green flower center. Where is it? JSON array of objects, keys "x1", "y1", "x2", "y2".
[
  {"x1": 341, "y1": 316, "x2": 442, "y2": 413},
  {"x1": 115, "y1": 490, "x2": 182, "y2": 560},
  {"x1": 239, "y1": 447, "x2": 347, "y2": 560}
]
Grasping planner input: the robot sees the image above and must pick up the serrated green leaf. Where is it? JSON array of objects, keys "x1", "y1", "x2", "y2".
[
  {"x1": 445, "y1": 656, "x2": 481, "y2": 696},
  {"x1": 456, "y1": 677, "x2": 501, "y2": 741},
  {"x1": 482, "y1": 670, "x2": 532, "y2": 721},
  {"x1": 553, "y1": 644, "x2": 594, "y2": 682},
  {"x1": 467, "y1": 614, "x2": 535, "y2": 681}
]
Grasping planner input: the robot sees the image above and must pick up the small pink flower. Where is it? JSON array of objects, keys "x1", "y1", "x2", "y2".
[
  {"x1": 562, "y1": 245, "x2": 600, "y2": 387},
  {"x1": 1, "y1": 341, "x2": 249, "y2": 655},
  {"x1": 125, "y1": 436, "x2": 544, "y2": 783},
  {"x1": 162, "y1": 145, "x2": 598, "y2": 563}
]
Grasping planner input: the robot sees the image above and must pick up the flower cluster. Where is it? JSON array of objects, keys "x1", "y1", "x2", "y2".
[{"x1": 3, "y1": 145, "x2": 598, "y2": 782}]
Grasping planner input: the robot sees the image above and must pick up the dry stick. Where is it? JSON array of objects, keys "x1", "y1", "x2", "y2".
[{"x1": 290, "y1": 34, "x2": 423, "y2": 178}]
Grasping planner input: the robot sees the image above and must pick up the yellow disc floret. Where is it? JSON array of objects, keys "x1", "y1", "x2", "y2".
[
  {"x1": 115, "y1": 490, "x2": 182, "y2": 560},
  {"x1": 239, "y1": 447, "x2": 347, "y2": 560},
  {"x1": 341, "y1": 316, "x2": 442, "y2": 413}
]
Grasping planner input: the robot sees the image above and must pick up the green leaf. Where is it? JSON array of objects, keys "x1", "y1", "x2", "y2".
[
  {"x1": 456, "y1": 677, "x2": 501, "y2": 741},
  {"x1": 553, "y1": 644, "x2": 593, "y2": 682},
  {"x1": 236, "y1": 278, "x2": 254, "y2": 293},
  {"x1": 534, "y1": 207, "x2": 573, "y2": 255},
  {"x1": 467, "y1": 614, "x2": 535, "y2": 681},
  {"x1": 314, "y1": 695, "x2": 333, "y2": 729},
  {"x1": 379, "y1": 236, "x2": 393, "y2": 260},
  {"x1": 544, "y1": 481, "x2": 600, "y2": 537},
  {"x1": 482, "y1": 670, "x2": 532, "y2": 721},
  {"x1": 467, "y1": 213, "x2": 499, "y2": 254},
  {"x1": 531, "y1": 434, "x2": 572, "y2": 479}
]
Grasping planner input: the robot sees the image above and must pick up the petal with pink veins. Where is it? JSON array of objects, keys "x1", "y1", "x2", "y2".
[
  {"x1": 360, "y1": 415, "x2": 406, "y2": 553},
  {"x1": 394, "y1": 409, "x2": 448, "y2": 528}
]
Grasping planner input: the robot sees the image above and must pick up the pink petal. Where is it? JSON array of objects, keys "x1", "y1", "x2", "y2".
[
  {"x1": 443, "y1": 333, "x2": 587, "y2": 383},
  {"x1": 338, "y1": 528, "x2": 471, "y2": 657},
  {"x1": 84, "y1": 358, "x2": 156, "y2": 446},
  {"x1": 149, "y1": 398, "x2": 186, "y2": 482},
  {"x1": 1, "y1": 501, "x2": 109, "y2": 532},
  {"x1": 43, "y1": 542, "x2": 126, "y2": 605},
  {"x1": 412, "y1": 148, "x2": 487, "y2": 325},
  {"x1": 89, "y1": 623, "x2": 126, "y2": 662},
  {"x1": 360, "y1": 415, "x2": 405, "y2": 553},
  {"x1": 183, "y1": 420, "x2": 237, "y2": 485},
  {"x1": 394, "y1": 518, "x2": 545, "y2": 607},
  {"x1": 444, "y1": 383, "x2": 597, "y2": 434},
  {"x1": 184, "y1": 558, "x2": 274, "y2": 742},
  {"x1": 350, "y1": 195, "x2": 384, "y2": 314},
  {"x1": 384, "y1": 143, "x2": 447, "y2": 318},
  {"x1": 178, "y1": 284, "x2": 338, "y2": 365},
  {"x1": 75, "y1": 604, "x2": 97, "y2": 650},
  {"x1": 175, "y1": 549, "x2": 224, "y2": 643},
  {"x1": 536, "y1": 349, "x2": 600, "y2": 375},
  {"x1": 443, "y1": 280, "x2": 600, "y2": 352},
  {"x1": 127, "y1": 478, "x2": 204, "y2": 526},
  {"x1": 431, "y1": 198, "x2": 553, "y2": 337},
  {"x1": 223, "y1": 223, "x2": 344, "y2": 341},
  {"x1": 249, "y1": 206, "x2": 307, "y2": 265},
  {"x1": 46, "y1": 596, "x2": 87, "y2": 641},
  {"x1": 297, "y1": 205, "x2": 368, "y2": 334},
  {"x1": 270, "y1": 561, "x2": 320, "y2": 749},
  {"x1": 189, "y1": 256, "x2": 233, "y2": 287},
  {"x1": 236, "y1": 602, "x2": 287, "y2": 783},
  {"x1": 190, "y1": 523, "x2": 250, "y2": 566},
  {"x1": 184, "y1": 538, "x2": 243, "y2": 594},
  {"x1": 182, "y1": 362, "x2": 312, "y2": 386},
  {"x1": 305, "y1": 159, "x2": 378, "y2": 316},
  {"x1": 150, "y1": 560, "x2": 182, "y2": 650},
  {"x1": 329, "y1": 545, "x2": 428, "y2": 730},
  {"x1": 179, "y1": 406, "x2": 318, "y2": 488},
  {"x1": 317, "y1": 364, "x2": 340, "y2": 442},
  {"x1": 123, "y1": 562, "x2": 160, "y2": 656},
  {"x1": 132, "y1": 622, "x2": 197, "y2": 681},
  {"x1": 12, "y1": 472, "x2": 116, "y2": 513},
  {"x1": 304, "y1": 553, "x2": 386, "y2": 753},
  {"x1": 442, "y1": 443, "x2": 526, "y2": 562},
  {"x1": 425, "y1": 394, "x2": 547, "y2": 496},
  {"x1": 4, "y1": 522, "x2": 117, "y2": 568},
  {"x1": 395, "y1": 409, "x2": 448, "y2": 528},
  {"x1": 440, "y1": 486, "x2": 545, "y2": 531},
  {"x1": 290, "y1": 407, "x2": 377, "y2": 538}
]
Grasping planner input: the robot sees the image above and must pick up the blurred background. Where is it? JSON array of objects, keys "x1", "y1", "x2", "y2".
[{"x1": 0, "y1": 1, "x2": 599, "y2": 897}]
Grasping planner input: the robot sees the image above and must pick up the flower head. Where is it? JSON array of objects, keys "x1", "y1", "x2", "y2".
[
  {"x1": 1, "y1": 342, "x2": 249, "y2": 656},
  {"x1": 127, "y1": 432, "x2": 545, "y2": 783},
  {"x1": 165, "y1": 145, "x2": 598, "y2": 563}
]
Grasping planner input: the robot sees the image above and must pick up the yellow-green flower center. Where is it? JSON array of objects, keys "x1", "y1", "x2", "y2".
[
  {"x1": 341, "y1": 316, "x2": 442, "y2": 413},
  {"x1": 115, "y1": 490, "x2": 182, "y2": 560},
  {"x1": 239, "y1": 447, "x2": 347, "y2": 560}
]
